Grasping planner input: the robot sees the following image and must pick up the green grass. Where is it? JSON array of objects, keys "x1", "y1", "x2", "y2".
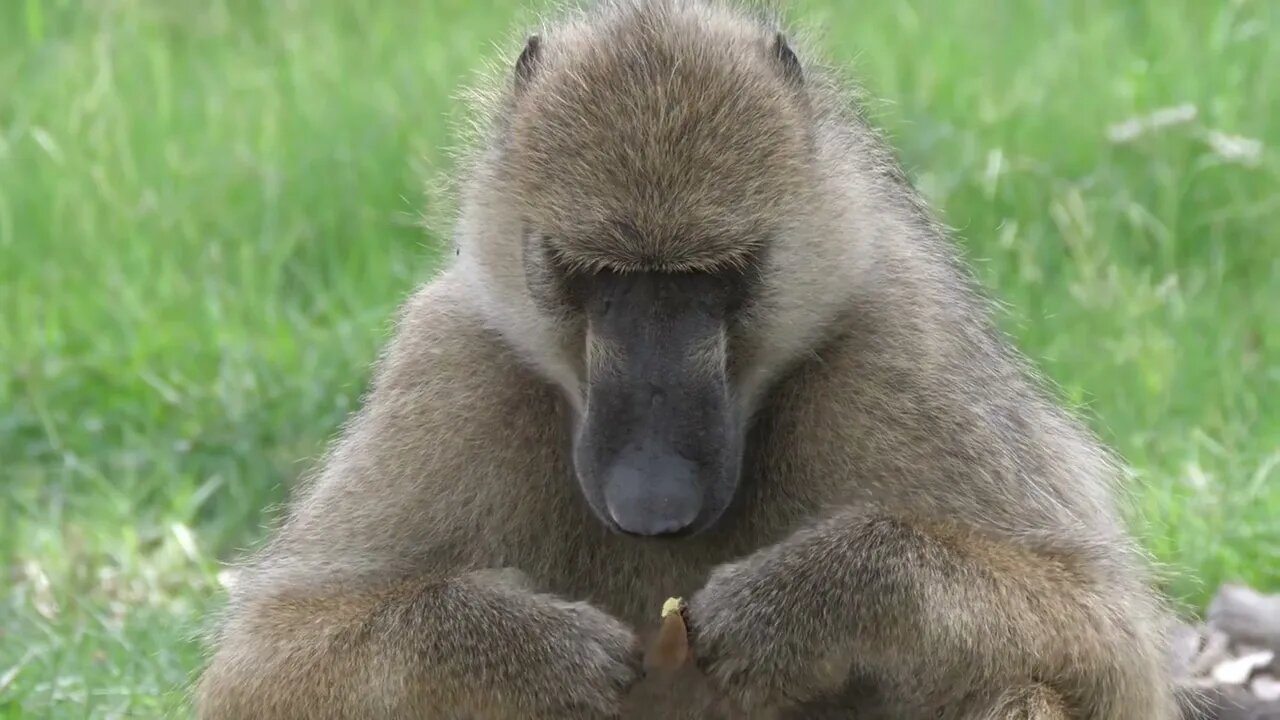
[{"x1": 2, "y1": 0, "x2": 1276, "y2": 716}]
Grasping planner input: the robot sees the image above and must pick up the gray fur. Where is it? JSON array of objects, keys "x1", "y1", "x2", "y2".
[{"x1": 195, "y1": 1, "x2": 1181, "y2": 718}]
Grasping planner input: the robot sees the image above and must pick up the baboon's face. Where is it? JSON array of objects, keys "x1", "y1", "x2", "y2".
[
  {"x1": 530, "y1": 244, "x2": 759, "y2": 538},
  {"x1": 498, "y1": 17, "x2": 813, "y2": 537}
]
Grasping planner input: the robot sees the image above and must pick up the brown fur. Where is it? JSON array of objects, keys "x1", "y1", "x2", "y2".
[{"x1": 195, "y1": 1, "x2": 1181, "y2": 718}]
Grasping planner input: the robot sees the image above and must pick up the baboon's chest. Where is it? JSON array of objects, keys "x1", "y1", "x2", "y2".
[
  {"x1": 514, "y1": 480, "x2": 818, "y2": 628},
  {"x1": 539, "y1": 538, "x2": 730, "y2": 628}
]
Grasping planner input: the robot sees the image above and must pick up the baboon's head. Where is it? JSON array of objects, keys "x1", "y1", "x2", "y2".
[{"x1": 461, "y1": 1, "x2": 852, "y2": 537}]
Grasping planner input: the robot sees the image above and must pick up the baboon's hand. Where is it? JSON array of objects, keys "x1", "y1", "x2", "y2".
[
  {"x1": 456, "y1": 569, "x2": 643, "y2": 719},
  {"x1": 686, "y1": 545, "x2": 853, "y2": 712}
]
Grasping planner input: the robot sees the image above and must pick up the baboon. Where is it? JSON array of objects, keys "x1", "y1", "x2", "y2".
[{"x1": 195, "y1": 1, "x2": 1184, "y2": 718}]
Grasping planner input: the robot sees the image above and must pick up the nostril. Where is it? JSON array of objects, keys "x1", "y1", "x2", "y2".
[{"x1": 602, "y1": 454, "x2": 701, "y2": 537}]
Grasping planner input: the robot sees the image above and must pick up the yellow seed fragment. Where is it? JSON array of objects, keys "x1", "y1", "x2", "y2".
[{"x1": 661, "y1": 596, "x2": 685, "y2": 618}]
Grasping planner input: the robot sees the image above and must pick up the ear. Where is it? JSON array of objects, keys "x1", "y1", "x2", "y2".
[
  {"x1": 514, "y1": 34, "x2": 542, "y2": 92},
  {"x1": 771, "y1": 32, "x2": 803, "y2": 87}
]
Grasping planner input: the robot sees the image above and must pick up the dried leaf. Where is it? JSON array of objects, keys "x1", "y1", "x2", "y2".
[
  {"x1": 1251, "y1": 675, "x2": 1280, "y2": 703},
  {"x1": 1213, "y1": 651, "x2": 1276, "y2": 685}
]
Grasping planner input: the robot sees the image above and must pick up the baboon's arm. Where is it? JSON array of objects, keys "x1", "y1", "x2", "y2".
[
  {"x1": 195, "y1": 569, "x2": 640, "y2": 720},
  {"x1": 688, "y1": 508, "x2": 1177, "y2": 718}
]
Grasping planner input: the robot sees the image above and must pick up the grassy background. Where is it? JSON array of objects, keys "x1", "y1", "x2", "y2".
[{"x1": 2, "y1": 0, "x2": 1276, "y2": 716}]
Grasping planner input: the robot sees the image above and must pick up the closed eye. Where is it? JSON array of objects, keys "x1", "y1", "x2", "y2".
[{"x1": 528, "y1": 232, "x2": 765, "y2": 321}]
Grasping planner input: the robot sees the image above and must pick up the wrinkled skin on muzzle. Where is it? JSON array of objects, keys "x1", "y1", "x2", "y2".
[{"x1": 572, "y1": 270, "x2": 744, "y2": 538}]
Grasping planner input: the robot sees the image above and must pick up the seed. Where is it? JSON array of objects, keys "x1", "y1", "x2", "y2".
[{"x1": 646, "y1": 596, "x2": 691, "y2": 672}]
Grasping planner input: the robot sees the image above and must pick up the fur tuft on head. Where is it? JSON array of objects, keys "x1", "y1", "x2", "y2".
[{"x1": 490, "y1": 0, "x2": 819, "y2": 273}]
